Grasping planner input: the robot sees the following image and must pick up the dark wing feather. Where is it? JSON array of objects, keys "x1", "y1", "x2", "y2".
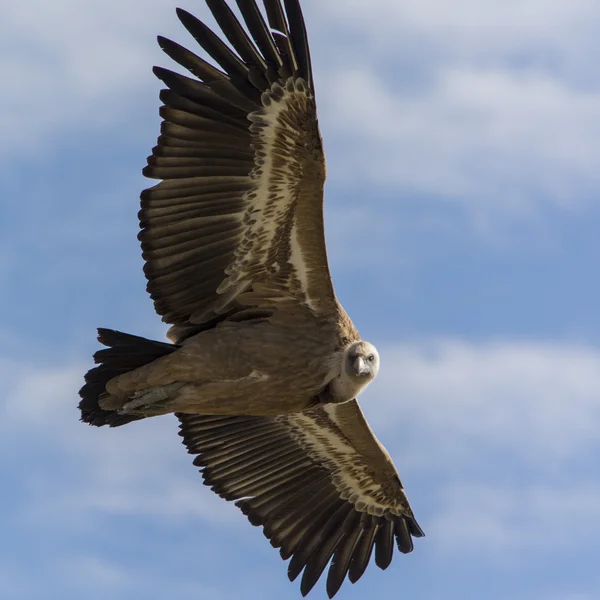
[
  {"x1": 177, "y1": 401, "x2": 423, "y2": 598},
  {"x1": 206, "y1": 0, "x2": 269, "y2": 72},
  {"x1": 235, "y1": 0, "x2": 287, "y2": 76},
  {"x1": 348, "y1": 516, "x2": 379, "y2": 584},
  {"x1": 374, "y1": 518, "x2": 395, "y2": 570},
  {"x1": 299, "y1": 504, "x2": 353, "y2": 596},
  {"x1": 282, "y1": 0, "x2": 313, "y2": 88},
  {"x1": 325, "y1": 513, "x2": 365, "y2": 598},
  {"x1": 142, "y1": 1, "x2": 333, "y2": 344},
  {"x1": 263, "y1": 0, "x2": 297, "y2": 74}
]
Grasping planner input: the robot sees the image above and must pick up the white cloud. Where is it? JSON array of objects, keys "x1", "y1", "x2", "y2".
[
  {"x1": 316, "y1": 0, "x2": 600, "y2": 65},
  {"x1": 319, "y1": 66, "x2": 600, "y2": 212},
  {"x1": 309, "y1": 0, "x2": 600, "y2": 214},
  {"x1": 4, "y1": 0, "x2": 600, "y2": 219},
  {"x1": 429, "y1": 481, "x2": 600, "y2": 556},
  {"x1": 0, "y1": 360, "x2": 240, "y2": 530},
  {"x1": 0, "y1": 0, "x2": 182, "y2": 158},
  {"x1": 367, "y1": 339, "x2": 600, "y2": 470}
]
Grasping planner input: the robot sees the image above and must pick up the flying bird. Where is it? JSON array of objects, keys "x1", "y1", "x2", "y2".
[{"x1": 79, "y1": 0, "x2": 424, "y2": 596}]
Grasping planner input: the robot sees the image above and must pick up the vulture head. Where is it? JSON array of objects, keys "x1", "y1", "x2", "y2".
[{"x1": 345, "y1": 341, "x2": 380, "y2": 382}]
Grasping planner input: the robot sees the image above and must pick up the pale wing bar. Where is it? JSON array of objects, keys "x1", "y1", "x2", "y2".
[
  {"x1": 178, "y1": 405, "x2": 423, "y2": 598},
  {"x1": 141, "y1": 0, "x2": 318, "y2": 342}
]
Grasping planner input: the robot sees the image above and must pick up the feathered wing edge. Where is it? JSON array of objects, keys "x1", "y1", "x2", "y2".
[
  {"x1": 178, "y1": 401, "x2": 423, "y2": 598},
  {"x1": 140, "y1": 0, "x2": 328, "y2": 343}
]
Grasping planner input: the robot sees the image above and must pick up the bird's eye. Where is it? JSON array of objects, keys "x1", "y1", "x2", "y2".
[{"x1": 367, "y1": 355, "x2": 374, "y2": 362}]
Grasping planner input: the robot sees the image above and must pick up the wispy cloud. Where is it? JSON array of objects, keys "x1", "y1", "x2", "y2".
[
  {"x1": 0, "y1": 361, "x2": 239, "y2": 529},
  {"x1": 304, "y1": 1, "x2": 599, "y2": 215},
  {"x1": 369, "y1": 339, "x2": 600, "y2": 468},
  {"x1": 317, "y1": 0, "x2": 600, "y2": 67},
  {"x1": 0, "y1": 0, "x2": 178, "y2": 158},
  {"x1": 319, "y1": 66, "x2": 600, "y2": 212},
  {"x1": 430, "y1": 481, "x2": 600, "y2": 556},
  {"x1": 5, "y1": 0, "x2": 600, "y2": 220}
]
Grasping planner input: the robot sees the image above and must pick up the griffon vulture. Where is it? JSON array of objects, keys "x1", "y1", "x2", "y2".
[{"x1": 79, "y1": 0, "x2": 424, "y2": 596}]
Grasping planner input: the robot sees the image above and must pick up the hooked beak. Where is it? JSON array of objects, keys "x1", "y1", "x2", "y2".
[{"x1": 354, "y1": 356, "x2": 370, "y2": 377}]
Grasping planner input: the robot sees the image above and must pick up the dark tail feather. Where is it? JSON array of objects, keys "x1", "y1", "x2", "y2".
[{"x1": 79, "y1": 328, "x2": 178, "y2": 427}]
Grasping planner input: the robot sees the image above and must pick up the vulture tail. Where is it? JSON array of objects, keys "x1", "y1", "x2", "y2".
[{"x1": 78, "y1": 328, "x2": 178, "y2": 427}]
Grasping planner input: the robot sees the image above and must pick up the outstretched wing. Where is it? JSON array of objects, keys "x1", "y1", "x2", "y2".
[
  {"x1": 141, "y1": 0, "x2": 334, "y2": 343},
  {"x1": 178, "y1": 401, "x2": 424, "y2": 598}
]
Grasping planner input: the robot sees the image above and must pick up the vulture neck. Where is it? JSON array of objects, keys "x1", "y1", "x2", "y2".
[{"x1": 323, "y1": 372, "x2": 372, "y2": 405}]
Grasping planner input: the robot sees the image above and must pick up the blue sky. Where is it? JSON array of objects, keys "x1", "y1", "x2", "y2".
[{"x1": 2, "y1": 0, "x2": 600, "y2": 598}]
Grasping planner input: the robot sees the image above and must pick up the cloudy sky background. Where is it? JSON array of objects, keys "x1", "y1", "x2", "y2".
[{"x1": 2, "y1": 0, "x2": 600, "y2": 598}]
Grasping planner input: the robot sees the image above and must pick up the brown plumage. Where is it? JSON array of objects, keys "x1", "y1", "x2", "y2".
[{"x1": 79, "y1": 1, "x2": 423, "y2": 596}]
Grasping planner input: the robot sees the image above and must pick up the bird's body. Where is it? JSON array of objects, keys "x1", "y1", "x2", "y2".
[
  {"x1": 101, "y1": 307, "x2": 361, "y2": 416},
  {"x1": 78, "y1": 1, "x2": 424, "y2": 596}
]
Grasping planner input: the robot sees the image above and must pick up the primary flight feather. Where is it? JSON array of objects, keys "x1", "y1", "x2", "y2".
[{"x1": 79, "y1": 0, "x2": 424, "y2": 596}]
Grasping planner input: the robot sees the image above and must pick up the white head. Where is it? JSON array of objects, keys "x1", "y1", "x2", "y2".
[{"x1": 344, "y1": 341, "x2": 379, "y2": 382}]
